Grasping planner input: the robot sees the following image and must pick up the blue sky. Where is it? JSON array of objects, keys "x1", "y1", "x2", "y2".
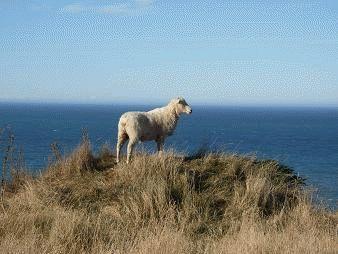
[{"x1": 0, "y1": 0, "x2": 337, "y2": 106}]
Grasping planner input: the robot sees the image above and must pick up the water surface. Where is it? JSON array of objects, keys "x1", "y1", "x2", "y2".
[{"x1": 0, "y1": 103, "x2": 337, "y2": 208}]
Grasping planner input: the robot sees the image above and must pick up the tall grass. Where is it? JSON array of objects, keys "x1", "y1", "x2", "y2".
[
  {"x1": 1, "y1": 128, "x2": 28, "y2": 196},
  {"x1": 0, "y1": 138, "x2": 336, "y2": 253}
]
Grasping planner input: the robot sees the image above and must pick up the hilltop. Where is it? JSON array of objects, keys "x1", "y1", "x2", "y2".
[{"x1": 0, "y1": 138, "x2": 336, "y2": 253}]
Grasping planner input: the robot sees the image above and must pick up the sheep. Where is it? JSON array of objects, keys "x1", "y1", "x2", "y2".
[{"x1": 116, "y1": 97, "x2": 192, "y2": 163}]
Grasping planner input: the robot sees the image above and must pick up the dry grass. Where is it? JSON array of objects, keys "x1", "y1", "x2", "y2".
[{"x1": 0, "y1": 139, "x2": 337, "y2": 254}]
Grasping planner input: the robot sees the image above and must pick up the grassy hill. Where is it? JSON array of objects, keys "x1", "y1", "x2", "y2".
[{"x1": 0, "y1": 138, "x2": 336, "y2": 253}]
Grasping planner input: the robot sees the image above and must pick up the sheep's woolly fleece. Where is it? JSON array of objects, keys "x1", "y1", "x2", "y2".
[{"x1": 116, "y1": 97, "x2": 192, "y2": 163}]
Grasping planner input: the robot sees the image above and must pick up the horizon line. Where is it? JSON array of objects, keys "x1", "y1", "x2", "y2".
[{"x1": 1, "y1": 99, "x2": 337, "y2": 109}]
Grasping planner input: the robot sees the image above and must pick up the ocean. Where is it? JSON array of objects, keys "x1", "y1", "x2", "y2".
[{"x1": 0, "y1": 103, "x2": 337, "y2": 209}]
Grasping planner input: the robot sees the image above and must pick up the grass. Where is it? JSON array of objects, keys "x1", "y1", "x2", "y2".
[{"x1": 0, "y1": 137, "x2": 337, "y2": 253}]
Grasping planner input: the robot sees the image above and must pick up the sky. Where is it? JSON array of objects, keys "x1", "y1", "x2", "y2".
[{"x1": 0, "y1": 0, "x2": 337, "y2": 106}]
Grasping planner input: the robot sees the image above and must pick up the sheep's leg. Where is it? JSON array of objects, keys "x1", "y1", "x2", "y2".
[
  {"x1": 156, "y1": 137, "x2": 164, "y2": 154},
  {"x1": 116, "y1": 134, "x2": 127, "y2": 163},
  {"x1": 126, "y1": 139, "x2": 137, "y2": 164}
]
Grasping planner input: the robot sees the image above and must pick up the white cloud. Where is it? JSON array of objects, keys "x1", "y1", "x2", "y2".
[
  {"x1": 61, "y1": 0, "x2": 155, "y2": 15},
  {"x1": 98, "y1": 4, "x2": 130, "y2": 14},
  {"x1": 61, "y1": 3, "x2": 87, "y2": 13}
]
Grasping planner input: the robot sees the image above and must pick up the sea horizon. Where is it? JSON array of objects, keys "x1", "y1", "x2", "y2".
[{"x1": 1, "y1": 100, "x2": 338, "y2": 109}]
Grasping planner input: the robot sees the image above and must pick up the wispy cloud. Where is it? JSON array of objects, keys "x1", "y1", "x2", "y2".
[
  {"x1": 134, "y1": 0, "x2": 155, "y2": 7},
  {"x1": 61, "y1": 0, "x2": 155, "y2": 15}
]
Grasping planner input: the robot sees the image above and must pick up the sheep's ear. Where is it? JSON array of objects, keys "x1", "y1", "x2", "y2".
[{"x1": 178, "y1": 96, "x2": 184, "y2": 100}]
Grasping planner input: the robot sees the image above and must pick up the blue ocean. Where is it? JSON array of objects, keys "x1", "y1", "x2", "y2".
[{"x1": 0, "y1": 103, "x2": 337, "y2": 209}]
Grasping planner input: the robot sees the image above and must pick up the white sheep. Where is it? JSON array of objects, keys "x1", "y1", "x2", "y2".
[{"x1": 116, "y1": 97, "x2": 192, "y2": 163}]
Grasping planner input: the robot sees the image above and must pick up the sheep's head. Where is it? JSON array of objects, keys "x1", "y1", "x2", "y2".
[{"x1": 171, "y1": 97, "x2": 192, "y2": 115}]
